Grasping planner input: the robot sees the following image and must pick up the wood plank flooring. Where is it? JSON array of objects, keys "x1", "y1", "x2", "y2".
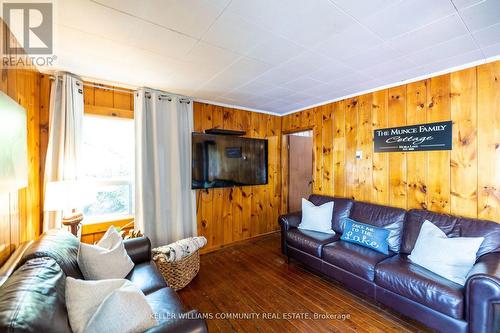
[{"x1": 178, "y1": 233, "x2": 431, "y2": 333}]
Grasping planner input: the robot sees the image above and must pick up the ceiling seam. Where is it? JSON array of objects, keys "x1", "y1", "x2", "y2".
[
  {"x1": 326, "y1": 0, "x2": 388, "y2": 42},
  {"x1": 89, "y1": 0, "x2": 197, "y2": 40},
  {"x1": 197, "y1": 0, "x2": 233, "y2": 42},
  {"x1": 183, "y1": 0, "x2": 235, "y2": 61},
  {"x1": 449, "y1": 0, "x2": 487, "y2": 60}
]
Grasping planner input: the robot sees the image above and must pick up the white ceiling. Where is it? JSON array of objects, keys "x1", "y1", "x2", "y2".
[{"x1": 46, "y1": 0, "x2": 500, "y2": 114}]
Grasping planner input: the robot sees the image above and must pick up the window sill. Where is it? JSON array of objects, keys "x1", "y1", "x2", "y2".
[
  {"x1": 82, "y1": 215, "x2": 134, "y2": 225},
  {"x1": 81, "y1": 215, "x2": 134, "y2": 236}
]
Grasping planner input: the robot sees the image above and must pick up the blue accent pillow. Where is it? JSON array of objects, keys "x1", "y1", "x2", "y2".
[{"x1": 340, "y1": 218, "x2": 390, "y2": 255}]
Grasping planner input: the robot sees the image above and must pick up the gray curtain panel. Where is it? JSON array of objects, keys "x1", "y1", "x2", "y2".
[
  {"x1": 43, "y1": 73, "x2": 84, "y2": 231},
  {"x1": 134, "y1": 88, "x2": 196, "y2": 248}
]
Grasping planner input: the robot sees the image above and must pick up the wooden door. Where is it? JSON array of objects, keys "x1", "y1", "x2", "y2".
[{"x1": 288, "y1": 134, "x2": 313, "y2": 212}]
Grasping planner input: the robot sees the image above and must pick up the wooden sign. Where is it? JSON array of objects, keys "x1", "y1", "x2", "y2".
[{"x1": 374, "y1": 121, "x2": 452, "y2": 152}]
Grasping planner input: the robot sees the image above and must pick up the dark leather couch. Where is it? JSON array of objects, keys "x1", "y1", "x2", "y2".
[
  {"x1": 279, "y1": 194, "x2": 500, "y2": 333},
  {"x1": 0, "y1": 229, "x2": 207, "y2": 333}
]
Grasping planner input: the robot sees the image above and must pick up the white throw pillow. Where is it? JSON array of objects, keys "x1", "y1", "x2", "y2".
[
  {"x1": 298, "y1": 198, "x2": 335, "y2": 234},
  {"x1": 409, "y1": 220, "x2": 484, "y2": 285},
  {"x1": 77, "y1": 227, "x2": 134, "y2": 280},
  {"x1": 66, "y1": 277, "x2": 157, "y2": 333}
]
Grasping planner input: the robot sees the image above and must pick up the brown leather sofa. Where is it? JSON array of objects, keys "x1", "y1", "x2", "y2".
[
  {"x1": 279, "y1": 194, "x2": 500, "y2": 333},
  {"x1": 0, "y1": 229, "x2": 208, "y2": 333}
]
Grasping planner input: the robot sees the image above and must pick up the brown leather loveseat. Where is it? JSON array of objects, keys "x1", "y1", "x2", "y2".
[
  {"x1": 0, "y1": 229, "x2": 208, "y2": 333},
  {"x1": 279, "y1": 194, "x2": 500, "y2": 333}
]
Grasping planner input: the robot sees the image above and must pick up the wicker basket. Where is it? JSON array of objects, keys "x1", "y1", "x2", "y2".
[{"x1": 152, "y1": 250, "x2": 200, "y2": 291}]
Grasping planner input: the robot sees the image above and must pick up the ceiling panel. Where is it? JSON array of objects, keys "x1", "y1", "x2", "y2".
[
  {"x1": 459, "y1": 0, "x2": 500, "y2": 31},
  {"x1": 404, "y1": 34, "x2": 478, "y2": 65},
  {"x1": 345, "y1": 43, "x2": 405, "y2": 70},
  {"x1": 256, "y1": 67, "x2": 304, "y2": 85},
  {"x1": 133, "y1": 23, "x2": 198, "y2": 59},
  {"x1": 388, "y1": 14, "x2": 469, "y2": 56},
  {"x1": 274, "y1": 0, "x2": 356, "y2": 48},
  {"x1": 94, "y1": 0, "x2": 230, "y2": 39},
  {"x1": 278, "y1": 51, "x2": 333, "y2": 76},
  {"x1": 473, "y1": 23, "x2": 500, "y2": 48},
  {"x1": 202, "y1": 11, "x2": 270, "y2": 55},
  {"x1": 363, "y1": 56, "x2": 418, "y2": 78},
  {"x1": 42, "y1": 0, "x2": 500, "y2": 114},
  {"x1": 331, "y1": 0, "x2": 402, "y2": 20},
  {"x1": 362, "y1": 0, "x2": 456, "y2": 39},
  {"x1": 481, "y1": 41, "x2": 500, "y2": 58},
  {"x1": 315, "y1": 23, "x2": 383, "y2": 61},
  {"x1": 259, "y1": 85, "x2": 297, "y2": 99},
  {"x1": 247, "y1": 36, "x2": 305, "y2": 66},
  {"x1": 58, "y1": 0, "x2": 142, "y2": 45},
  {"x1": 281, "y1": 77, "x2": 325, "y2": 91},
  {"x1": 451, "y1": 0, "x2": 486, "y2": 10},
  {"x1": 184, "y1": 41, "x2": 240, "y2": 71},
  {"x1": 198, "y1": 57, "x2": 271, "y2": 92},
  {"x1": 233, "y1": 80, "x2": 275, "y2": 96},
  {"x1": 308, "y1": 62, "x2": 355, "y2": 83}
]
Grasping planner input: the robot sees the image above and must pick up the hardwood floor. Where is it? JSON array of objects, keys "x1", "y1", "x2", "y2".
[{"x1": 178, "y1": 233, "x2": 431, "y2": 333}]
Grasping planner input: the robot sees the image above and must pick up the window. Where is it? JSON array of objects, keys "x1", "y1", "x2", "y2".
[{"x1": 82, "y1": 115, "x2": 134, "y2": 222}]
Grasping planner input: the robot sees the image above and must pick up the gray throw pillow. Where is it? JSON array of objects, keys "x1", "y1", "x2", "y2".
[
  {"x1": 65, "y1": 277, "x2": 157, "y2": 333},
  {"x1": 77, "y1": 227, "x2": 134, "y2": 280}
]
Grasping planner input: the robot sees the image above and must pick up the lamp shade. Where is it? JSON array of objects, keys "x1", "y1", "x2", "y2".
[{"x1": 44, "y1": 180, "x2": 82, "y2": 212}]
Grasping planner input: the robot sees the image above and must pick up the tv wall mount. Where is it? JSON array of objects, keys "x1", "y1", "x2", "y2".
[{"x1": 204, "y1": 128, "x2": 246, "y2": 136}]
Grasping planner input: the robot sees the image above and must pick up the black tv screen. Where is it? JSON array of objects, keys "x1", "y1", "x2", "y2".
[{"x1": 192, "y1": 133, "x2": 268, "y2": 189}]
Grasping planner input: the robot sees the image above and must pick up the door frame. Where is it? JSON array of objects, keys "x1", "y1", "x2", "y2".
[{"x1": 281, "y1": 128, "x2": 314, "y2": 214}]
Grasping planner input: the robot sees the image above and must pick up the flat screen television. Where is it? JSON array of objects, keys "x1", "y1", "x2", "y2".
[{"x1": 192, "y1": 133, "x2": 268, "y2": 189}]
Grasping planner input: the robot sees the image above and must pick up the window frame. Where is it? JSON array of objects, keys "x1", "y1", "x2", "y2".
[{"x1": 82, "y1": 105, "x2": 135, "y2": 226}]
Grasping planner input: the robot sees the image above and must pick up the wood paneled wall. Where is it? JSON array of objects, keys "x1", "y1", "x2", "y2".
[
  {"x1": 282, "y1": 62, "x2": 500, "y2": 222},
  {"x1": 194, "y1": 102, "x2": 282, "y2": 253},
  {"x1": 0, "y1": 24, "x2": 50, "y2": 264},
  {"x1": 83, "y1": 83, "x2": 134, "y2": 119}
]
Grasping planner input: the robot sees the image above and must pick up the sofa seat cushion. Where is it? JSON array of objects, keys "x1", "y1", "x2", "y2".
[
  {"x1": 126, "y1": 261, "x2": 167, "y2": 295},
  {"x1": 375, "y1": 255, "x2": 464, "y2": 319},
  {"x1": 146, "y1": 287, "x2": 185, "y2": 323},
  {"x1": 286, "y1": 228, "x2": 339, "y2": 257},
  {"x1": 322, "y1": 241, "x2": 394, "y2": 281}
]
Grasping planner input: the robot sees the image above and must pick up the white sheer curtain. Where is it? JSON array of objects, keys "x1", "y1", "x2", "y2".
[
  {"x1": 135, "y1": 88, "x2": 196, "y2": 247},
  {"x1": 43, "y1": 73, "x2": 84, "y2": 231}
]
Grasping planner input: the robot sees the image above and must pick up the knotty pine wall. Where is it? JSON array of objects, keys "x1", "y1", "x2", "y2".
[
  {"x1": 282, "y1": 62, "x2": 500, "y2": 222},
  {"x1": 83, "y1": 83, "x2": 134, "y2": 119},
  {"x1": 194, "y1": 102, "x2": 282, "y2": 253}
]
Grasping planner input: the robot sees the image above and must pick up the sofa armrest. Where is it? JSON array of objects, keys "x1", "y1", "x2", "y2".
[
  {"x1": 465, "y1": 252, "x2": 500, "y2": 333},
  {"x1": 278, "y1": 211, "x2": 302, "y2": 231},
  {"x1": 146, "y1": 310, "x2": 208, "y2": 333},
  {"x1": 123, "y1": 237, "x2": 151, "y2": 264},
  {"x1": 278, "y1": 211, "x2": 301, "y2": 255}
]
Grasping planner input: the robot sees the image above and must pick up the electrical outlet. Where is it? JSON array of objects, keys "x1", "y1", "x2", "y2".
[{"x1": 356, "y1": 150, "x2": 363, "y2": 160}]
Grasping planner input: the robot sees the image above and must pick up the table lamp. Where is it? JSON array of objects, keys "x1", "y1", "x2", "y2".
[{"x1": 44, "y1": 180, "x2": 83, "y2": 236}]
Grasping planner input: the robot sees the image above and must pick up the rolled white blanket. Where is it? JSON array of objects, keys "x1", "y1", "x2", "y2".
[{"x1": 152, "y1": 236, "x2": 207, "y2": 263}]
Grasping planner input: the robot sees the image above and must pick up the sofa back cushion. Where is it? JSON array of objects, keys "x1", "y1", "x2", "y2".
[
  {"x1": 20, "y1": 229, "x2": 83, "y2": 279},
  {"x1": 0, "y1": 257, "x2": 71, "y2": 333},
  {"x1": 308, "y1": 195, "x2": 353, "y2": 233},
  {"x1": 348, "y1": 201, "x2": 407, "y2": 252},
  {"x1": 401, "y1": 209, "x2": 500, "y2": 257}
]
